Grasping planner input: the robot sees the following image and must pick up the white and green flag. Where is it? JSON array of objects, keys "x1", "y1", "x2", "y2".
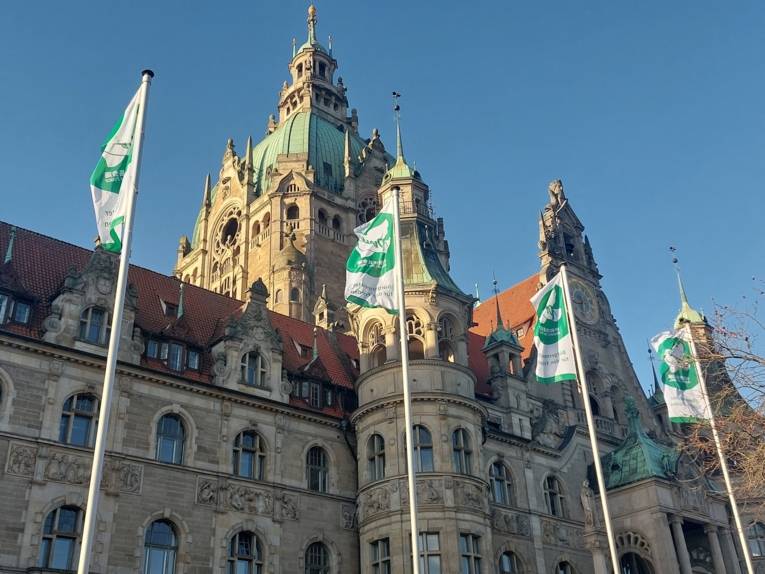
[
  {"x1": 651, "y1": 328, "x2": 710, "y2": 422},
  {"x1": 531, "y1": 272, "x2": 577, "y2": 384},
  {"x1": 345, "y1": 197, "x2": 397, "y2": 312},
  {"x1": 89, "y1": 89, "x2": 141, "y2": 253}
]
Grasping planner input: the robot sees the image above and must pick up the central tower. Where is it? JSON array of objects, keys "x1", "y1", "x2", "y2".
[{"x1": 174, "y1": 6, "x2": 392, "y2": 328}]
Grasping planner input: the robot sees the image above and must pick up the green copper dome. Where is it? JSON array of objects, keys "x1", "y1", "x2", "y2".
[{"x1": 191, "y1": 111, "x2": 368, "y2": 249}]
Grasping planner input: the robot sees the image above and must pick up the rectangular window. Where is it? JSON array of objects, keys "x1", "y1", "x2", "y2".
[
  {"x1": 187, "y1": 349, "x2": 200, "y2": 370},
  {"x1": 0, "y1": 293, "x2": 8, "y2": 322},
  {"x1": 309, "y1": 382, "x2": 322, "y2": 408},
  {"x1": 418, "y1": 532, "x2": 441, "y2": 574},
  {"x1": 371, "y1": 538, "x2": 391, "y2": 574},
  {"x1": 11, "y1": 300, "x2": 30, "y2": 324},
  {"x1": 146, "y1": 339, "x2": 159, "y2": 359},
  {"x1": 160, "y1": 342, "x2": 169, "y2": 361},
  {"x1": 167, "y1": 343, "x2": 184, "y2": 371},
  {"x1": 459, "y1": 534, "x2": 481, "y2": 574}
]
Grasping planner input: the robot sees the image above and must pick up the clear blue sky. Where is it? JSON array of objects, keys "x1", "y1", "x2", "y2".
[{"x1": 2, "y1": 1, "x2": 763, "y2": 393}]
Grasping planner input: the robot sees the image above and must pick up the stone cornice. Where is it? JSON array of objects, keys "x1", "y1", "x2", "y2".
[
  {"x1": 0, "y1": 334, "x2": 345, "y2": 430},
  {"x1": 351, "y1": 392, "x2": 487, "y2": 424}
]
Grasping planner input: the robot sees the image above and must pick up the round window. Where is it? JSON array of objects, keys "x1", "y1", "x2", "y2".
[{"x1": 221, "y1": 218, "x2": 239, "y2": 245}]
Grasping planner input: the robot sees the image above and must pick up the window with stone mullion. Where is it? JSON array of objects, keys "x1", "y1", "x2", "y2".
[
  {"x1": 417, "y1": 532, "x2": 441, "y2": 574},
  {"x1": 144, "y1": 520, "x2": 177, "y2": 574},
  {"x1": 459, "y1": 533, "x2": 482, "y2": 574},
  {"x1": 411, "y1": 425, "x2": 434, "y2": 472},
  {"x1": 38, "y1": 506, "x2": 81, "y2": 570},
  {"x1": 370, "y1": 538, "x2": 391, "y2": 574},
  {"x1": 233, "y1": 431, "x2": 266, "y2": 480},
  {"x1": 59, "y1": 393, "x2": 98, "y2": 447},
  {"x1": 227, "y1": 531, "x2": 263, "y2": 574},
  {"x1": 451, "y1": 428, "x2": 472, "y2": 475},
  {"x1": 367, "y1": 434, "x2": 385, "y2": 481},
  {"x1": 490, "y1": 461, "x2": 513, "y2": 506},
  {"x1": 307, "y1": 446, "x2": 329, "y2": 493}
]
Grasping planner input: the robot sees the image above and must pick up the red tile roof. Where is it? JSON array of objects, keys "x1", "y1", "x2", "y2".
[{"x1": 0, "y1": 221, "x2": 358, "y2": 395}]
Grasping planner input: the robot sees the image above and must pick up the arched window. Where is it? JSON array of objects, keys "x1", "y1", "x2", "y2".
[
  {"x1": 262, "y1": 213, "x2": 271, "y2": 229},
  {"x1": 367, "y1": 322, "x2": 386, "y2": 368},
  {"x1": 241, "y1": 351, "x2": 267, "y2": 387},
  {"x1": 748, "y1": 522, "x2": 765, "y2": 557},
  {"x1": 38, "y1": 505, "x2": 82, "y2": 570},
  {"x1": 452, "y1": 428, "x2": 472, "y2": 474},
  {"x1": 358, "y1": 196, "x2": 378, "y2": 223},
  {"x1": 252, "y1": 221, "x2": 261, "y2": 237},
  {"x1": 438, "y1": 315, "x2": 456, "y2": 362},
  {"x1": 499, "y1": 551, "x2": 521, "y2": 574},
  {"x1": 589, "y1": 395, "x2": 601, "y2": 416},
  {"x1": 290, "y1": 287, "x2": 301, "y2": 302},
  {"x1": 79, "y1": 306, "x2": 110, "y2": 345},
  {"x1": 490, "y1": 461, "x2": 513, "y2": 506},
  {"x1": 144, "y1": 519, "x2": 177, "y2": 574},
  {"x1": 331, "y1": 215, "x2": 341, "y2": 232},
  {"x1": 544, "y1": 476, "x2": 567, "y2": 517},
  {"x1": 306, "y1": 446, "x2": 329, "y2": 493},
  {"x1": 305, "y1": 542, "x2": 329, "y2": 574},
  {"x1": 406, "y1": 313, "x2": 425, "y2": 360},
  {"x1": 367, "y1": 433, "x2": 385, "y2": 481},
  {"x1": 156, "y1": 414, "x2": 185, "y2": 465},
  {"x1": 59, "y1": 393, "x2": 98, "y2": 446},
  {"x1": 228, "y1": 531, "x2": 263, "y2": 574},
  {"x1": 274, "y1": 289, "x2": 283, "y2": 304},
  {"x1": 557, "y1": 562, "x2": 574, "y2": 574},
  {"x1": 317, "y1": 209, "x2": 328, "y2": 226},
  {"x1": 620, "y1": 553, "x2": 654, "y2": 574},
  {"x1": 233, "y1": 431, "x2": 266, "y2": 480},
  {"x1": 286, "y1": 205, "x2": 299, "y2": 220},
  {"x1": 297, "y1": 63, "x2": 303, "y2": 78},
  {"x1": 412, "y1": 425, "x2": 434, "y2": 472}
]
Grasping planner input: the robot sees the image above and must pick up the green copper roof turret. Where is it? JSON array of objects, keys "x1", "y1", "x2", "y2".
[
  {"x1": 595, "y1": 397, "x2": 678, "y2": 490},
  {"x1": 673, "y1": 269, "x2": 705, "y2": 328}
]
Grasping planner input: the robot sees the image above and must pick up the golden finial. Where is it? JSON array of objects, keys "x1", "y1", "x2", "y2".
[{"x1": 308, "y1": 4, "x2": 317, "y2": 18}]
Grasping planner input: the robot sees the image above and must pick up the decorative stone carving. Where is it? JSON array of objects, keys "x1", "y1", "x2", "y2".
[
  {"x1": 102, "y1": 459, "x2": 143, "y2": 494},
  {"x1": 401, "y1": 479, "x2": 444, "y2": 506},
  {"x1": 531, "y1": 400, "x2": 568, "y2": 449},
  {"x1": 341, "y1": 504, "x2": 356, "y2": 530},
  {"x1": 454, "y1": 480, "x2": 486, "y2": 511},
  {"x1": 580, "y1": 479, "x2": 597, "y2": 527},
  {"x1": 6, "y1": 443, "x2": 37, "y2": 477},
  {"x1": 362, "y1": 485, "x2": 391, "y2": 519},
  {"x1": 541, "y1": 519, "x2": 584, "y2": 549},
  {"x1": 278, "y1": 492, "x2": 298, "y2": 520},
  {"x1": 195, "y1": 477, "x2": 274, "y2": 516},
  {"x1": 45, "y1": 453, "x2": 88, "y2": 484},
  {"x1": 491, "y1": 508, "x2": 531, "y2": 537}
]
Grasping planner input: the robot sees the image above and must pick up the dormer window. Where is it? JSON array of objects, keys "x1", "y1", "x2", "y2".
[
  {"x1": 0, "y1": 293, "x2": 31, "y2": 325},
  {"x1": 292, "y1": 380, "x2": 333, "y2": 409},
  {"x1": 145, "y1": 338, "x2": 200, "y2": 372},
  {"x1": 79, "y1": 307, "x2": 110, "y2": 345},
  {"x1": 161, "y1": 301, "x2": 178, "y2": 317}
]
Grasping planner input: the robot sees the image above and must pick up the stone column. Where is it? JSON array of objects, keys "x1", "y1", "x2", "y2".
[
  {"x1": 651, "y1": 512, "x2": 682, "y2": 574},
  {"x1": 424, "y1": 322, "x2": 438, "y2": 359},
  {"x1": 671, "y1": 515, "x2": 694, "y2": 574},
  {"x1": 705, "y1": 525, "x2": 727, "y2": 574},
  {"x1": 584, "y1": 531, "x2": 610, "y2": 574},
  {"x1": 720, "y1": 527, "x2": 743, "y2": 574}
]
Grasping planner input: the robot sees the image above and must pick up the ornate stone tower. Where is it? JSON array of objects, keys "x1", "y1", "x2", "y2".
[
  {"x1": 349, "y1": 121, "x2": 489, "y2": 573},
  {"x1": 537, "y1": 179, "x2": 657, "y2": 433},
  {"x1": 174, "y1": 5, "x2": 391, "y2": 326}
]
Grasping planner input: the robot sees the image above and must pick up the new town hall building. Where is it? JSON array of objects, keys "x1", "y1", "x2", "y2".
[{"x1": 0, "y1": 6, "x2": 762, "y2": 574}]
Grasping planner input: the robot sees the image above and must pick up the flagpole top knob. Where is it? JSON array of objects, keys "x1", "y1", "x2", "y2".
[{"x1": 141, "y1": 69, "x2": 155, "y2": 79}]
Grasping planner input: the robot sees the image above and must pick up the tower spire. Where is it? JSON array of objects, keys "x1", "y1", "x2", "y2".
[
  {"x1": 202, "y1": 174, "x2": 212, "y2": 209},
  {"x1": 178, "y1": 282, "x2": 185, "y2": 319},
  {"x1": 307, "y1": 4, "x2": 317, "y2": 45},
  {"x1": 492, "y1": 273, "x2": 503, "y2": 330},
  {"x1": 670, "y1": 247, "x2": 704, "y2": 327},
  {"x1": 393, "y1": 91, "x2": 404, "y2": 162},
  {"x1": 648, "y1": 342, "x2": 661, "y2": 395},
  {"x1": 4, "y1": 226, "x2": 16, "y2": 264},
  {"x1": 343, "y1": 126, "x2": 352, "y2": 177}
]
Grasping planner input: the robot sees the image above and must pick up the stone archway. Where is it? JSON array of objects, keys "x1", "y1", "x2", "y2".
[{"x1": 620, "y1": 551, "x2": 655, "y2": 574}]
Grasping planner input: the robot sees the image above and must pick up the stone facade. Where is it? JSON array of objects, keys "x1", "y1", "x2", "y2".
[{"x1": 0, "y1": 6, "x2": 760, "y2": 574}]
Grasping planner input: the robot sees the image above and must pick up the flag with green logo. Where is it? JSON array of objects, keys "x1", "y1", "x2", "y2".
[
  {"x1": 531, "y1": 272, "x2": 577, "y2": 383},
  {"x1": 89, "y1": 89, "x2": 141, "y2": 254},
  {"x1": 345, "y1": 197, "x2": 397, "y2": 312},
  {"x1": 651, "y1": 328, "x2": 710, "y2": 422}
]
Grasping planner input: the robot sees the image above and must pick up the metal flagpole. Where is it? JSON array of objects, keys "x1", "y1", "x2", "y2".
[
  {"x1": 560, "y1": 264, "x2": 621, "y2": 574},
  {"x1": 686, "y1": 328, "x2": 755, "y2": 574},
  {"x1": 392, "y1": 186, "x2": 420, "y2": 574},
  {"x1": 77, "y1": 69, "x2": 153, "y2": 574}
]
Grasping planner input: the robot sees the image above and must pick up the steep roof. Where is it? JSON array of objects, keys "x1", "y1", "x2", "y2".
[{"x1": 0, "y1": 221, "x2": 358, "y2": 393}]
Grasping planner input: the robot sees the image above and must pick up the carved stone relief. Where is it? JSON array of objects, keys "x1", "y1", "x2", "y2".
[
  {"x1": 195, "y1": 476, "x2": 274, "y2": 516},
  {"x1": 491, "y1": 508, "x2": 531, "y2": 537},
  {"x1": 541, "y1": 519, "x2": 584, "y2": 549},
  {"x1": 6, "y1": 443, "x2": 37, "y2": 477}
]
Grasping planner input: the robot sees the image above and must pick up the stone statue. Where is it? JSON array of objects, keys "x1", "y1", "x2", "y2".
[
  {"x1": 580, "y1": 479, "x2": 596, "y2": 527},
  {"x1": 548, "y1": 179, "x2": 566, "y2": 207}
]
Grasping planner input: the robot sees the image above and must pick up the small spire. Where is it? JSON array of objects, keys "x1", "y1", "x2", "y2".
[
  {"x1": 648, "y1": 343, "x2": 661, "y2": 395},
  {"x1": 178, "y1": 282, "x2": 185, "y2": 319},
  {"x1": 307, "y1": 4, "x2": 317, "y2": 45},
  {"x1": 492, "y1": 273, "x2": 504, "y2": 330},
  {"x1": 312, "y1": 326, "x2": 319, "y2": 360},
  {"x1": 321, "y1": 283, "x2": 327, "y2": 299},
  {"x1": 292, "y1": 37, "x2": 297, "y2": 58},
  {"x1": 328, "y1": 34, "x2": 333, "y2": 56},
  {"x1": 202, "y1": 174, "x2": 212, "y2": 208},
  {"x1": 669, "y1": 247, "x2": 704, "y2": 327},
  {"x1": 392, "y1": 91, "x2": 404, "y2": 162},
  {"x1": 4, "y1": 226, "x2": 16, "y2": 264},
  {"x1": 474, "y1": 282, "x2": 480, "y2": 308}
]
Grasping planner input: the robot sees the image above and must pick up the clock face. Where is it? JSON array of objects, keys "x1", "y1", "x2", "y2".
[{"x1": 570, "y1": 280, "x2": 599, "y2": 325}]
